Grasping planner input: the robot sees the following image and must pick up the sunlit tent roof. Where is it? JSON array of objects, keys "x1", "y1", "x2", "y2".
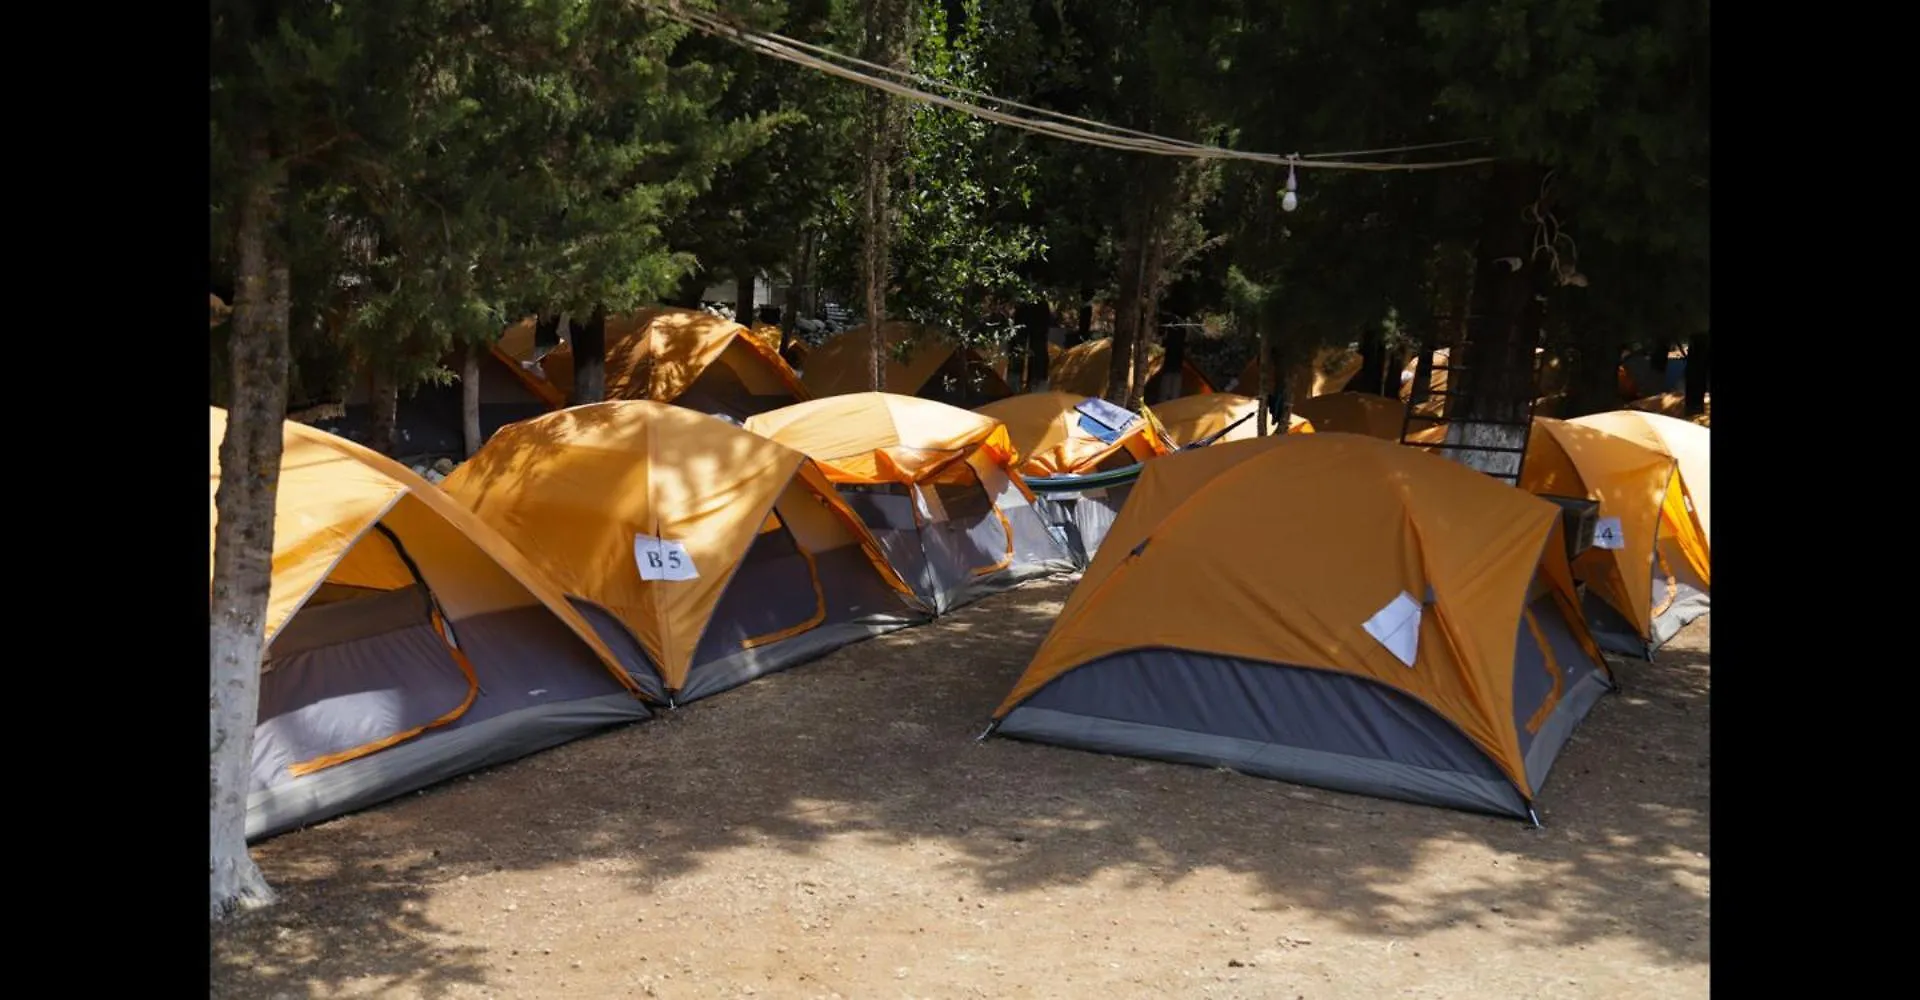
[
  {"x1": 1521, "y1": 417, "x2": 1711, "y2": 658},
  {"x1": 989, "y1": 432, "x2": 1614, "y2": 819},
  {"x1": 210, "y1": 408, "x2": 646, "y2": 841},
  {"x1": 1290, "y1": 392, "x2": 1409, "y2": 440},
  {"x1": 1147, "y1": 393, "x2": 1313, "y2": 448},
  {"x1": 1569, "y1": 410, "x2": 1711, "y2": 553},
  {"x1": 1048, "y1": 337, "x2": 1215, "y2": 399},
  {"x1": 493, "y1": 307, "x2": 808, "y2": 420},
  {"x1": 441, "y1": 401, "x2": 924, "y2": 703},
  {"x1": 976, "y1": 391, "x2": 1169, "y2": 476},
  {"x1": 1233, "y1": 346, "x2": 1362, "y2": 400},
  {"x1": 745, "y1": 393, "x2": 1073, "y2": 613},
  {"x1": 750, "y1": 321, "x2": 809, "y2": 367},
  {"x1": 799, "y1": 322, "x2": 1013, "y2": 407}
]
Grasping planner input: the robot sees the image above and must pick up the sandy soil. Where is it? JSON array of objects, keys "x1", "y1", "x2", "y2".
[{"x1": 211, "y1": 578, "x2": 1709, "y2": 999}]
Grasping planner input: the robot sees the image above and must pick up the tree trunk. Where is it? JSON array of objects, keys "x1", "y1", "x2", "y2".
[
  {"x1": 1107, "y1": 221, "x2": 1146, "y2": 405},
  {"x1": 1255, "y1": 321, "x2": 1270, "y2": 436},
  {"x1": 735, "y1": 262, "x2": 756, "y2": 324},
  {"x1": 211, "y1": 138, "x2": 289, "y2": 920},
  {"x1": 1073, "y1": 284, "x2": 1093, "y2": 347},
  {"x1": 1444, "y1": 160, "x2": 1551, "y2": 479},
  {"x1": 1015, "y1": 300, "x2": 1051, "y2": 391},
  {"x1": 1684, "y1": 331, "x2": 1710, "y2": 415},
  {"x1": 860, "y1": 0, "x2": 912, "y2": 391},
  {"x1": 571, "y1": 306, "x2": 608, "y2": 404},
  {"x1": 1353, "y1": 324, "x2": 1388, "y2": 396},
  {"x1": 1565, "y1": 327, "x2": 1624, "y2": 418},
  {"x1": 782, "y1": 230, "x2": 815, "y2": 360},
  {"x1": 461, "y1": 340, "x2": 484, "y2": 457},
  {"x1": 1151, "y1": 323, "x2": 1187, "y2": 404},
  {"x1": 367, "y1": 363, "x2": 399, "y2": 457}
]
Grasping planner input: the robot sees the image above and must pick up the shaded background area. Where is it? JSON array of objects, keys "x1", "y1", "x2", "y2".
[{"x1": 212, "y1": 579, "x2": 1709, "y2": 999}]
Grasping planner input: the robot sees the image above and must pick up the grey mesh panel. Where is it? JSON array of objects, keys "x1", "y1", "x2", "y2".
[
  {"x1": 249, "y1": 604, "x2": 649, "y2": 839},
  {"x1": 1007, "y1": 648, "x2": 1527, "y2": 816},
  {"x1": 676, "y1": 544, "x2": 926, "y2": 701},
  {"x1": 1581, "y1": 589, "x2": 1651, "y2": 658},
  {"x1": 692, "y1": 523, "x2": 825, "y2": 665},
  {"x1": 1034, "y1": 486, "x2": 1130, "y2": 569},
  {"x1": 1510, "y1": 591, "x2": 1611, "y2": 792},
  {"x1": 1004, "y1": 503, "x2": 1078, "y2": 575},
  {"x1": 566, "y1": 598, "x2": 667, "y2": 700}
]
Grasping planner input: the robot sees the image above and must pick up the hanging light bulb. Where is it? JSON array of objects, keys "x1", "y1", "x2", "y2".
[{"x1": 1281, "y1": 155, "x2": 1300, "y2": 212}]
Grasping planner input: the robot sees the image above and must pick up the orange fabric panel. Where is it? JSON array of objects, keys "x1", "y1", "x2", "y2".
[
  {"x1": 1147, "y1": 393, "x2": 1312, "y2": 448},
  {"x1": 1290, "y1": 393, "x2": 1410, "y2": 440},
  {"x1": 441, "y1": 401, "x2": 801, "y2": 689},
  {"x1": 975, "y1": 391, "x2": 1168, "y2": 476},
  {"x1": 208, "y1": 408, "x2": 638, "y2": 695},
  {"x1": 488, "y1": 308, "x2": 806, "y2": 408},
  {"x1": 798, "y1": 322, "x2": 1007, "y2": 399},
  {"x1": 744, "y1": 393, "x2": 1016, "y2": 484},
  {"x1": 1049, "y1": 338, "x2": 1165, "y2": 398},
  {"x1": 1571, "y1": 410, "x2": 1710, "y2": 551},
  {"x1": 1520, "y1": 418, "x2": 1675, "y2": 640},
  {"x1": 995, "y1": 434, "x2": 1597, "y2": 797}
]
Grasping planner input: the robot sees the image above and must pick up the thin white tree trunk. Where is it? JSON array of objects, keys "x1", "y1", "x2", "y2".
[{"x1": 211, "y1": 138, "x2": 288, "y2": 920}]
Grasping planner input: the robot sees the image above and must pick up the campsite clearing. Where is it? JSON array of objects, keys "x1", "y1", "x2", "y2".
[{"x1": 211, "y1": 578, "x2": 1710, "y2": 1000}]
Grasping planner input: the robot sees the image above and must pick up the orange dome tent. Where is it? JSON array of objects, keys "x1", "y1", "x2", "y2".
[
  {"x1": 746, "y1": 393, "x2": 1074, "y2": 613},
  {"x1": 441, "y1": 401, "x2": 926, "y2": 703},
  {"x1": 211, "y1": 408, "x2": 648, "y2": 841},
  {"x1": 987, "y1": 433, "x2": 1614, "y2": 820}
]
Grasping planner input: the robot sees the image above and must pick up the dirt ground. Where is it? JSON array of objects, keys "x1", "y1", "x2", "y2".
[{"x1": 211, "y1": 578, "x2": 1710, "y2": 999}]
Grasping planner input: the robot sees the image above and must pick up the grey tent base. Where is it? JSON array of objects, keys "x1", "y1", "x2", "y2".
[
  {"x1": 246, "y1": 692, "x2": 649, "y2": 842},
  {"x1": 1650, "y1": 582, "x2": 1710, "y2": 651},
  {"x1": 994, "y1": 632, "x2": 1612, "y2": 820},
  {"x1": 677, "y1": 614, "x2": 922, "y2": 702},
  {"x1": 1583, "y1": 584, "x2": 1711, "y2": 660},
  {"x1": 998, "y1": 706, "x2": 1531, "y2": 818}
]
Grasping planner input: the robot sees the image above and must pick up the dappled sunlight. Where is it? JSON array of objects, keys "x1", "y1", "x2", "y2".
[{"x1": 214, "y1": 578, "x2": 1708, "y2": 997}]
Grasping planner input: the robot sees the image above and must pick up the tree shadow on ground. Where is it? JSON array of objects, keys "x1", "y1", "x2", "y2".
[{"x1": 211, "y1": 580, "x2": 1709, "y2": 998}]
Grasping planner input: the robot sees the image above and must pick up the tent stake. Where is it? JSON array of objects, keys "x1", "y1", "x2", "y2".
[
  {"x1": 1527, "y1": 808, "x2": 1543, "y2": 829},
  {"x1": 974, "y1": 720, "x2": 999, "y2": 743}
]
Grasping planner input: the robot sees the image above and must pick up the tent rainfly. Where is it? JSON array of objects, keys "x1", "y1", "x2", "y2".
[
  {"x1": 1520, "y1": 416, "x2": 1711, "y2": 658},
  {"x1": 1147, "y1": 392, "x2": 1314, "y2": 448},
  {"x1": 441, "y1": 401, "x2": 927, "y2": 704},
  {"x1": 1048, "y1": 337, "x2": 1215, "y2": 399},
  {"x1": 799, "y1": 322, "x2": 1013, "y2": 408},
  {"x1": 211, "y1": 408, "x2": 650, "y2": 842},
  {"x1": 975, "y1": 391, "x2": 1170, "y2": 567},
  {"x1": 987, "y1": 432, "x2": 1615, "y2": 821},
  {"x1": 745, "y1": 393, "x2": 1074, "y2": 614},
  {"x1": 1290, "y1": 392, "x2": 1411, "y2": 440},
  {"x1": 493, "y1": 306, "x2": 808, "y2": 422}
]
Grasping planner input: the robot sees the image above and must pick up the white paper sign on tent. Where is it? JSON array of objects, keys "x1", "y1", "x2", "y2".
[
  {"x1": 634, "y1": 532, "x2": 699, "y2": 581},
  {"x1": 1592, "y1": 516, "x2": 1625, "y2": 550},
  {"x1": 1363, "y1": 591, "x2": 1424, "y2": 668}
]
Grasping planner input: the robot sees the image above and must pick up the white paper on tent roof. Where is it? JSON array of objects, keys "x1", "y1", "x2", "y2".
[
  {"x1": 634, "y1": 533, "x2": 699, "y2": 581},
  {"x1": 1074, "y1": 397, "x2": 1139, "y2": 442},
  {"x1": 1592, "y1": 517, "x2": 1625, "y2": 550},
  {"x1": 1364, "y1": 591, "x2": 1423, "y2": 668}
]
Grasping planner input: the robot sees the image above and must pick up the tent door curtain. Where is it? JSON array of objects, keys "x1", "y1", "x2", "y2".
[
  {"x1": 692, "y1": 511, "x2": 829, "y2": 662},
  {"x1": 268, "y1": 524, "x2": 481, "y2": 778},
  {"x1": 917, "y1": 461, "x2": 1015, "y2": 579}
]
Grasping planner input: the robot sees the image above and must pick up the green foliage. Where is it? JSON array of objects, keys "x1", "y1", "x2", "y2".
[{"x1": 211, "y1": 0, "x2": 765, "y2": 400}]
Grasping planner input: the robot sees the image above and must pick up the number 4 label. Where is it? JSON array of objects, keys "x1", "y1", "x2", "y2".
[
  {"x1": 634, "y1": 533, "x2": 699, "y2": 581},
  {"x1": 1592, "y1": 516, "x2": 1625, "y2": 550}
]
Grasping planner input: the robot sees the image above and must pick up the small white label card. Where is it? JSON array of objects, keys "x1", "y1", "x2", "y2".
[
  {"x1": 1592, "y1": 516, "x2": 1625, "y2": 550},
  {"x1": 634, "y1": 532, "x2": 699, "y2": 581},
  {"x1": 1363, "y1": 591, "x2": 1424, "y2": 668}
]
